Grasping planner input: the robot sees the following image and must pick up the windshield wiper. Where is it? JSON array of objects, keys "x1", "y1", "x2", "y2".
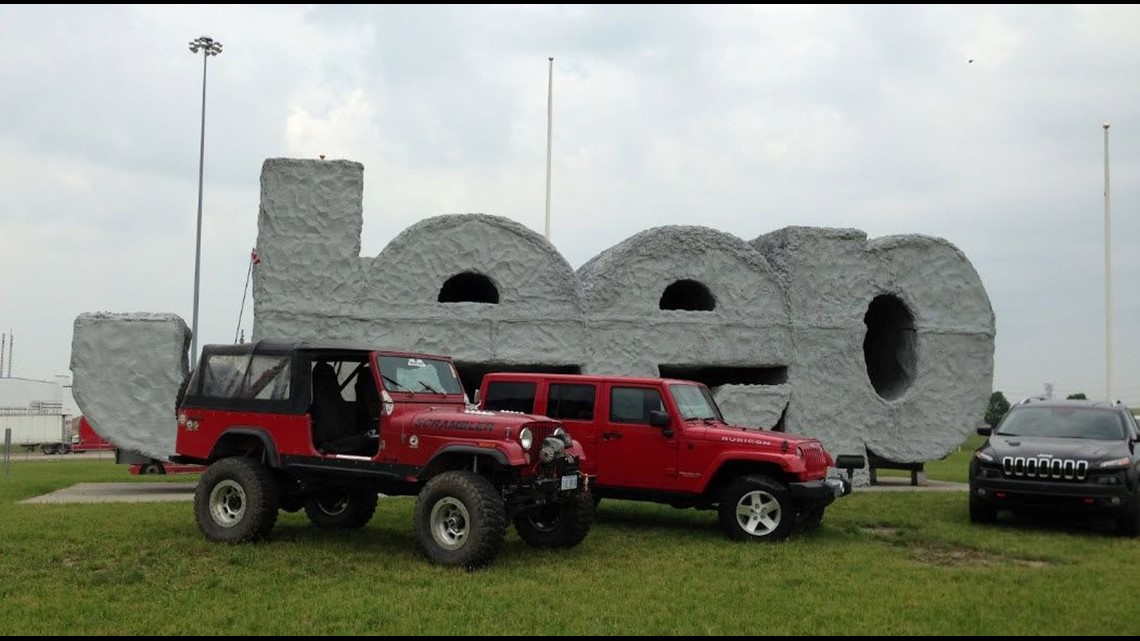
[
  {"x1": 381, "y1": 374, "x2": 413, "y2": 394},
  {"x1": 419, "y1": 381, "x2": 442, "y2": 394}
]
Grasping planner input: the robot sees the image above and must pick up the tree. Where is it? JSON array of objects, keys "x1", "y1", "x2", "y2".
[
  {"x1": 1066, "y1": 392, "x2": 1087, "y2": 400},
  {"x1": 985, "y1": 391, "x2": 1011, "y2": 427}
]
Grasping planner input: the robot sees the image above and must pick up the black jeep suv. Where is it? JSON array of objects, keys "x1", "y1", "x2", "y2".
[{"x1": 969, "y1": 398, "x2": 1140, "y2": 535}]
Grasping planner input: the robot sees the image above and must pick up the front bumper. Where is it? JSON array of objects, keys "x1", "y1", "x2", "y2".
[
  {"x1": 970, "y1": 476, "x2": 1134, "y2": 514},
  {"x1": 789, "y1": 478, "x2": 851, "y2": 510},
  {"x1": 504, "y1": 467, "x2": 590, "y2": 513}
]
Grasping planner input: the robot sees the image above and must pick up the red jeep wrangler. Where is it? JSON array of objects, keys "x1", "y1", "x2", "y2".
[
  {"x1": 477, "y1": 372, "x2": 863, "y2": 541},
  {"x1": 173, "y1": 341, "x2": 594, "y2": 569}
]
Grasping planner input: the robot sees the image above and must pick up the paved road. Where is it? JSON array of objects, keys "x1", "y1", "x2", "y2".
[
  {"x1": 858, "y1": 477, "x2": 968, "y2": 492},
  {"x1": 3, "y1": 449, "x2": 116, "y2": 463}
]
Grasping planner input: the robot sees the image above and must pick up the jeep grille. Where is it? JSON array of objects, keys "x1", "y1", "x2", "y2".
[
  {"x1": 1001, "y1": 456, "x2": 1088, "y2": 482},
  {"x1": 801, "y1": 442, "x2": 829, "y2": 476},
  {"x1": 528, "y1": 423, "x2": 558, "y2": 446}
]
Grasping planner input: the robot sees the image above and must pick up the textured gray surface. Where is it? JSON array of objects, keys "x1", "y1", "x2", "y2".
[
  {"x1": 253, "y1": 159, "x2": 585, "y2": 368},
  {"x1": 752, "y1": 227, "x2": 995, "y2": 462},
  {"x1": 69, "y1": 312, "x2": 189, "y2": 460},
  {"x1": 68, "y1": 158, "x2": 996, "y2": 480},
  {"x1": 251, "y1": 159, "x2": 995, "y2": 468}
]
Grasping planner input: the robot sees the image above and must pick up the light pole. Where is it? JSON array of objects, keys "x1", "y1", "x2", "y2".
[
  {"x1": 1103, "y1": 122, "x2": 1113, "y2": 402},
  {"x1": 544, "y1": 56, "x2": 553, "y2": 241},
  {"x1": 188, "y1": 35, "x2": 222, "y2": 365}
]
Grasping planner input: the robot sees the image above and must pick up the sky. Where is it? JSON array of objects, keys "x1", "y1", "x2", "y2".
[{"x1": 1, "y1": 4, "x2": 1139, "y2": 405}]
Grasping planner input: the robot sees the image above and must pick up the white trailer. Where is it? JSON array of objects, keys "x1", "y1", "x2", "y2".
[{"x1": 0, "y1": 413, "x2": 68, "y2": 453}]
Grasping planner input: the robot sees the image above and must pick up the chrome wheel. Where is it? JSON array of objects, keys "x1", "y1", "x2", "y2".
[
  {"x1": 735, "y1": 489, "x2": 782, "y2": 536},
  {"x1": 209, "y1": 479, "x2": 247, "y2": 527},
  {"x1": 316, "y1": 495, "x2": 349, "y2": 516},
  {"x1": 430, "y1": 497, "x2": 470, "y2": 550}
]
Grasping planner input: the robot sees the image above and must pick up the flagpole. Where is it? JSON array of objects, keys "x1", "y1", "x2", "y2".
[
  {"x1": 1104, "y1": 122, "x2": 1113, "y2": 402},
  {"x1": 544, "y1": 56, "x2": 554, "y2": 241}
]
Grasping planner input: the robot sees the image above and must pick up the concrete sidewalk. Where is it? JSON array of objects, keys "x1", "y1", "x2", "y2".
[{"x1": 20, "y1": 482, "x2": 197, "y2": 504}]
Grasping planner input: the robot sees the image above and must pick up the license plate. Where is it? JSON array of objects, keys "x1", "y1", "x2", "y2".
[{"x1": 560, "y1": 474, "x2": 578, "y2": 491}]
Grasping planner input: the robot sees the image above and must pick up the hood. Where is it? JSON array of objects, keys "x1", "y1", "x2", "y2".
[
  {"x1": 985, "y1": 435, "x2": 1129, "y2": 462},
  {"x1": 700, "y1": 421, "x2": 823, "y2": 450},
  {"x1": 402, "y1": 406, "x2": 557, "y2": 438}
]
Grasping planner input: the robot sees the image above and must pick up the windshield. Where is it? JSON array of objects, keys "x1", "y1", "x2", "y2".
[
  {"x1": 996, "y1": 406, "x2": 1126, "y2": 441},
  {"x1": 377, "y1": 356, "x2": 463, "y2": 395},
  {"x1": 669, "y1": 383, "x2": 723, "y2": 421}
]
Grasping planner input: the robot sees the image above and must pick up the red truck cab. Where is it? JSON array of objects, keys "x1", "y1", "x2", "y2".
[
  {"x1": 71, "y1": 416, "x2": 115, "y2": 453},
  {"x1": 478, "y1": 372, "x2": 862, "y2": 541}
]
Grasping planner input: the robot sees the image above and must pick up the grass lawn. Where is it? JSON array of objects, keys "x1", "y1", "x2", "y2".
[
  {"x1": 874, "y1": 434, "x2": 986, "y2": 484},
  {"x1": 1, "y1": 458, "x2": 1138, "y2": 635}
]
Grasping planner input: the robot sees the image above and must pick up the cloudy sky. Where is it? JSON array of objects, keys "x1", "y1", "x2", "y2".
[{"x1": 2, "y1": 4, "x2": 1138, "y2": 404}]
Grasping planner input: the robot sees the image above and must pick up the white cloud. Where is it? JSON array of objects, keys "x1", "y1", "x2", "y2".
[{"x1": 1, "y1": 4, "x2": 1139, "y2": 404}]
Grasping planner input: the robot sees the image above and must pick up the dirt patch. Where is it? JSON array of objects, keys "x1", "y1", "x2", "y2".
[
  {"x1": 857, "y1": 526, "x2": 1049, "y2": 568},
  {"x1": 859, "y1": 526, "x2": 901, "y2": 538},
  {"x1": 909, "y1": 543, "x2": 1049, "y2": 568}
]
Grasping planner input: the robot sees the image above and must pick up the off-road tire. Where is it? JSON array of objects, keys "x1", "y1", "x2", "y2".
[
  {"x1": 304, "y1": 490, "x2": 379, "y2": 529},
  {"x1": 513, "y1": 490, "x2": 595, "y2": 549},
  {"x1": 718, "y1": 475, "x2": 795, "y2": 542},
  {"x1": 194, "y1": 457, "x2": 280, "y2": 543},
  {"x1": 413, "y1": 471, "x2": 507, "y2": 570},
  {"x1": 969, "y1": 494, "x2": 998, "y2": 524},
  {"x1": 1116, "y1": 497, "x2": 1140, "y2": 537}
]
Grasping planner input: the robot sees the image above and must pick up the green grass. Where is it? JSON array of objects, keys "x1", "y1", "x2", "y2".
[
  {"x1": 1, "y1": 458, "x2": 1139, "y2": 635},
  {"x1": 875, "y1": 434, "x2": 986, "y2": 483}
]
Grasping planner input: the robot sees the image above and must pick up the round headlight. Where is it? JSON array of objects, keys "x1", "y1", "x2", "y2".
[
  {"x1": 553, "y1": 426, "x2": 573, "y2": 447},
  {"x1": 520, "y1": 427, "x2": 533, "y2": 451}
]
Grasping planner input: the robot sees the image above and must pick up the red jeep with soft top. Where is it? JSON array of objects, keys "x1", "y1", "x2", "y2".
[
  {"x1": 173, "y1": 341, "x2": 594, "y2": 569},
  {"x1": 478, "y1": 372, "x2": 863, "y2": 541}
]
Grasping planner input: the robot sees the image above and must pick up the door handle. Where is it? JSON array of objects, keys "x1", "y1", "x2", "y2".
[{"x1": 602, "y1": 431, "x2": 623, "y2": 441}]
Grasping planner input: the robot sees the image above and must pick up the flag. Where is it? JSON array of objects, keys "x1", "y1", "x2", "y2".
[{"x1": 250, "y1": 248, "x2": 261, "y2": 265}]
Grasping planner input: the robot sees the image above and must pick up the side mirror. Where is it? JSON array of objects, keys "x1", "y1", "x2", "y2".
[
  {"x1": 649, "y1": 410, "x2": 674, "y2": 437},
  {"x1": 649, "y1": 410, "x2": 671, "y2": 428},
  {"x1": 976, "y1": 425, "x2": 993, "y2": 437},
  {"x1": 472, "y1": 389, "x2": 481, "y2": 405}
]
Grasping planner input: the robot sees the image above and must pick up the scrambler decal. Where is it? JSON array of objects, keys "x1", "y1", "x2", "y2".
[{"x1": 413, "y1": 417, "x2": 495, "y2": 432}]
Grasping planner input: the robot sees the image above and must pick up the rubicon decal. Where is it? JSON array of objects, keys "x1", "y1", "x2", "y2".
[{"x1": 720, "y1": 436, "x2": 775, "y2": 447}]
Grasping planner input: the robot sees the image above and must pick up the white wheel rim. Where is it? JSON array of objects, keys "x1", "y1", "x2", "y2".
[
  {"x1": 430, "y1": 497, "x2": 470, "y2": 550},
  {"x1": 735, "y1": 489, "x2": 781, "y2": 536},
  {"x1": 209, "y1": 479, "x2": 247, "y2": 527}
]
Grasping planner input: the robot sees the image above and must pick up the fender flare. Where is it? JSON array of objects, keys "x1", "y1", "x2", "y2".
[
  {"x1": 210, "y1": 427, "x2": 281, "y2": 468},
  {"x1": 419, "y1": 445, "x2": 511, "y2": 480}
]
